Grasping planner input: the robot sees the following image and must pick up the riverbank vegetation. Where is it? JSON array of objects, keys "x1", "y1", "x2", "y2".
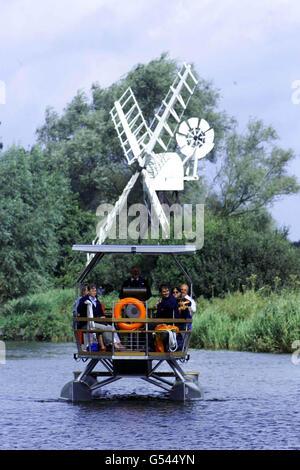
[
  {"x1": 0, "y1": 289, "x2": 121, "y2": 342},
  {"x1": 0, "y1": 54, "x2": 300, "y2": 351},
  {"x1": 0, "y1": 289, "x2": 74, "y2": 342},
  {"x1": 0, "y1": 286, "x2": 299, "y2": 353},
  {"x1": 190, "y1": 286, "x2": 300, "y2": 353}
]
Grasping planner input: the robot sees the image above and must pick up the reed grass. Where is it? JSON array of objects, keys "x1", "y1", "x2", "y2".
[
  {"x1": 190, "y1": 288, "x2": 300, "y2": 353},
  {"x1": 0, "y1": 287, "x2": 299, "y2": 352},
  {"x1": 0, "y1": 288, "x2": 75, "y2": 341}
]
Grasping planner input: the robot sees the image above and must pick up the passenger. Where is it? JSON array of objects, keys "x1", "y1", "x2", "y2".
[
  {"x1": 72, "y1": 284, "x2": 89, "y2": 348},
  {"x1": 97, "y1": 285, "x2": 105, "y2": 296},
  {"x1": 151, "y1": 285, "x2": 180, "y2": 352},
  {"x1": 180, "y1": 284, "x2": 197, "y2": 314},
  {"x1": 75, "y1": 283, "x2": 106, "y2": 351},
  {"x1": 156, "y1": 285, "x2": 180, "y2": 319},
  {"x1": 73, "y1": 284, "x2": 89, "y2": 331},
  {"x1": 119, "y1": 265, "x2": 152, "y2": 300},
  {"x1": 77, "y1": 283, "x2": 125, "y2": 351},
  {"x1": 177, "y1": 293, "x2": 192, "y2": 331},
  {"x1": 171, "y1": 286, "x2": 181, "y2": 299}
]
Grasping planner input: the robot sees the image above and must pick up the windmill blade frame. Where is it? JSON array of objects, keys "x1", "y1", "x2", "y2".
[
  {"x1": 93, "y1": 171, "x2": 140, "y2": 245},
  {"x1": 144, "y1": 63, "x2": 198, "y2": 157},
  {"x1": 110, "y1": 87, "x2": 151, "y2": 166}
]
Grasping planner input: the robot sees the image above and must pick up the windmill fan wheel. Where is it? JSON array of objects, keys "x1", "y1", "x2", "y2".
[{"x1": 176, "y1": 117, "x2": 214, "y2": 160}]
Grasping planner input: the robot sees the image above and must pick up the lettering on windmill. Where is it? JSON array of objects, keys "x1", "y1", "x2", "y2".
[
  {"x1": 0, "y1": 80, "x2": 6, "y2": 104},
  {"x1": 91, "y1": 63, "x2": 213, "y2": 255}
]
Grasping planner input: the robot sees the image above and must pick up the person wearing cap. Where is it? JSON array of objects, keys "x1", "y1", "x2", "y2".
[{"x1": 119, "y1": 265, "x2": 152, "y2": 300}]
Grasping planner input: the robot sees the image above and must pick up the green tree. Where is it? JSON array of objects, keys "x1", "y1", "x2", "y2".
[
  {"x1": 0, "y1": 144, "x2": 95, "y2": 300},
  {"x1": 0, "y1": 145, "x2": 68, "y2": 300},
  {"x1": 207, "y1": 119, "x2": 299, "y2": 217},
  {"x1": 151, "y1": 210, "x2": 300, "y2": 298}
]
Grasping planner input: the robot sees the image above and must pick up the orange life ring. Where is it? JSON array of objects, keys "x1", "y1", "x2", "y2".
[{"x1": 114, "y1": 297, "x2": 146, "y2": 330}]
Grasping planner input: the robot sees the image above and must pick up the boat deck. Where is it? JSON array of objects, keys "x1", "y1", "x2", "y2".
[{"x1": 74, "y1": 308, "x2": 192, "y2": 360}]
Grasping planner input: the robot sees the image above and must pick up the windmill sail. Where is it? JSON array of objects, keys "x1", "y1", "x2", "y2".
[
  {"x1": 87, "y1": 170, "x2": 141, "y2": 264},
  {"x1": 110, "y1": 88, "x2": 151, "y2": 165},
  {"x1": 93, "y1": 171, "x2": 140, "y2": 246},
  {"x1": 145, "y1": 63, "x2": 198, "y2": 157}
]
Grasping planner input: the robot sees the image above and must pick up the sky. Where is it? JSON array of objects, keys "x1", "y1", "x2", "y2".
[{"x1": 0, "y1": 0, "x2": 300, "y2": 240}]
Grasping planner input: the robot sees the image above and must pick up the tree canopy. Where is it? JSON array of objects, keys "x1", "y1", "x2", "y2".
[{"x1": 207, "y1": 119, "x2": 299, "y2": 217}]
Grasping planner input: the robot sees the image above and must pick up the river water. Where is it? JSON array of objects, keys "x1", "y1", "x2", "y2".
[{"x1": 0, "y1": 342, "x2": 299, "y2": 450}]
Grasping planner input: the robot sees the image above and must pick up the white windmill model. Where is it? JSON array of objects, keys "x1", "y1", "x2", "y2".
[{"x1": 89, "y1": 63, "x2": 214, "y2": 261}]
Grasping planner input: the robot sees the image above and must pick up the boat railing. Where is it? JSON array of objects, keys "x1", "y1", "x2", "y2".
[{"x1": 73, "y1": 312, "x2": 192, "y2": 358}]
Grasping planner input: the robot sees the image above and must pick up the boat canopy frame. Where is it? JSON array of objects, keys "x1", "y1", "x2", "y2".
[{"x1": 73, "y1": 244, "x2": 196, "y2": 297}]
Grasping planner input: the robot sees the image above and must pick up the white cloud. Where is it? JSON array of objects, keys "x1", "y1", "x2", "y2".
[
  {"x1": 0, "y1": 80, "x2": 5, "y2": 104},
  {"x1": 143, "y1": 0, "x2": 300, "y2": 59},
  {"x1": 0, "y1": 0, "x2": 106, "y2": 45}
]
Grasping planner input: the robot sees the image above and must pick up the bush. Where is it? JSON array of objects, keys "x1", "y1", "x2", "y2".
[
  {"x1": 190, "y1": 288, "x2": 300, "y2": 352},
  {"x1": 0, "y1": 288, "x2": 74, "y2": 341}
]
